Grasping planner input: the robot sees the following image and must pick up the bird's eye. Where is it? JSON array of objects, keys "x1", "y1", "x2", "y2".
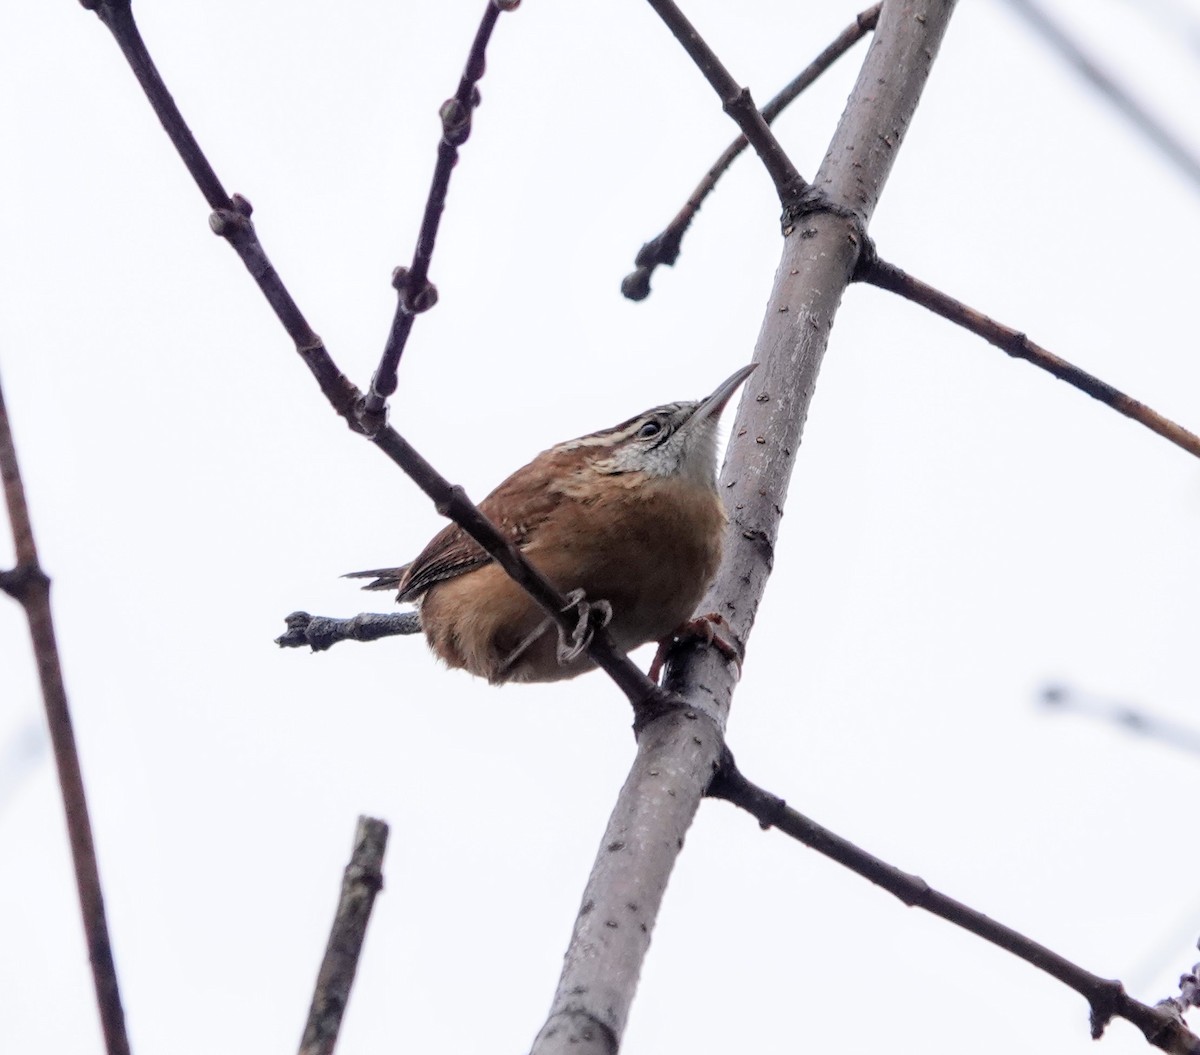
[{"x1": 637, "y1": 420, "x2": 662, "y2": 439}]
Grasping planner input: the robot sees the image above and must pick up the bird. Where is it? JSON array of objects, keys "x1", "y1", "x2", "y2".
[{"x1": 345, "y1": 363, "x2": 755, "y2": 684}]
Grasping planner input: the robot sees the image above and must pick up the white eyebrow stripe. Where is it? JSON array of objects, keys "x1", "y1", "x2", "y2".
[
  {"x1": 553, "y1": 423, "x2": 641, "y2": 452},
  {"x1": 550, "y1": 402, "x2": 691, "y2": 454}
]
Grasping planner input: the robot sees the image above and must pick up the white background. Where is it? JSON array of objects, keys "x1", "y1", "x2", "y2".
[{"x1": 2, "y1": 1, "x2": 1199, "y2": 1052}]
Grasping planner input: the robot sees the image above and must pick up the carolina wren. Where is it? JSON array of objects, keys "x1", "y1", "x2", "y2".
[{"x1": 347, "y1": 363, "x2": 755, "y2": 684}]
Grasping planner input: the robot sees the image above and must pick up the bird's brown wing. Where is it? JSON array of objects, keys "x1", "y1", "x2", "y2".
[{"x1": 345, "y1": 450, "x2": 569, "y2": 603}]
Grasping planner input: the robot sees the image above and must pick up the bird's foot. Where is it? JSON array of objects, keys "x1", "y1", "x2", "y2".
[
  {"x1": 648, "y1": 612, "x2": 741, "y2": 684},
  {"x1": 556, "y1": 588, "x2": 613, "y2": 665}
]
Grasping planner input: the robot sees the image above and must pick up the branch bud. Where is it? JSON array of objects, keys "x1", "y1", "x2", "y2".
[{"x1": 439, "y1": 98, "x2": 472, "y2": 147}]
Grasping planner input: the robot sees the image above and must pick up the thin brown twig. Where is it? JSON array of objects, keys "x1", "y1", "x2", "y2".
[
  {"x1": 79, "y1": 0, "x2": 226, "y2": 208},
  {"x1": 709, "y1": 757, "x2": 1200, "y2": 1054},
  {"x1": 0, "y1": 370, "x2": 131, "y2": 1055},
  {"x1": 642, "y1": 0, "x2": 806, "y2": 204},
  {"x1": 299, "y1": 816, "x2": 390, "y2": 1055},
  {"x1": 622, "y1": 3, "x2": 881, "y2": 302},
  {"x1": 80, "y1": 0, "x2": 675, "y2": 720},
  {"x1": 860, "y1": 255, "x2": 1200, "y2": 461},
  {"x1": 366, "y1": 0, "x2": 514, "y2": 410},
  {"x1": 79, "y1": 0, "x2": 357, "y2": 419}
]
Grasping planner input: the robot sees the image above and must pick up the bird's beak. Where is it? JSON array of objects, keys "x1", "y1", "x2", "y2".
[{"x1": 694, "y1": 363, "x2": 757, "y2": 422}]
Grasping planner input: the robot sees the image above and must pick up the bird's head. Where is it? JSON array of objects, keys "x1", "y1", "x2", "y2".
[{"x1": 555, "y1": 364, "x2": 756, "y2": 487}]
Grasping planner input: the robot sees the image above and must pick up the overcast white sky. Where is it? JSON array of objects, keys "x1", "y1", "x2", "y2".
[{"x1": 3, "y1": 1, "x2": 1200, "y2": 1053}]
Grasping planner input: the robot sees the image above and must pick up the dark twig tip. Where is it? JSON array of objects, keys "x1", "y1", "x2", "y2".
[
  {"x1": 492, "y1": 0, "x2": 521, "y2": 10},
  {"x1": 620, "y1": 268, "x2": 653, "y2": 302},
  {"x1": 275, "y1": 611, "x2": 327, "y2": 651}
]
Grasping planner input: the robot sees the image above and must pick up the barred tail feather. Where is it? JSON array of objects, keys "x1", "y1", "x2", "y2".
[{"x1": 342, "y1": 566, "x2": 409, "y2": 592}]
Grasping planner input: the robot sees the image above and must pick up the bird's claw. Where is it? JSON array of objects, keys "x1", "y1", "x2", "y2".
[
  {"x1": 648, "y1": 612, "x2": 741, "y2": 684},
  {"x1": 556, "y1": 589, "x2": 613, "y2": 665}
]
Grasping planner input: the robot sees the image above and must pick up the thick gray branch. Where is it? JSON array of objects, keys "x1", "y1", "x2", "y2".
[
  {"x1": 530, "y1": 2, "x2": 959, "y2": 1052},
  {"x1": 531, "y1": 710, "x2": 723, "y2": 1053},
  {"x1": 695, "y1": 0, "x2": 955, "y2": 672}
]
